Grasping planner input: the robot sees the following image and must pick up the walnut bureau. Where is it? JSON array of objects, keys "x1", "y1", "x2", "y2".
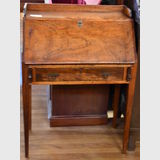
[{"x1": 22, "y1": 4, "x2": 137, "y2": 157}]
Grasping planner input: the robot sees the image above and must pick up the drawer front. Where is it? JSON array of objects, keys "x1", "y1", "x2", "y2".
[{"x1": 33, "y1": 67, "x2": 124, "y2": 82}]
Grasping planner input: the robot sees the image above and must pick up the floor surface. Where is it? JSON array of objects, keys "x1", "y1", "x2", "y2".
[{"x1": 20, "y1": 86, "x2": 140, "y2": 160}]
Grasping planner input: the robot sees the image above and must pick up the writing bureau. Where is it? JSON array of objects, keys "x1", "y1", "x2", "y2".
[{"x1": 22, "y1": 4, "x2": 137, "y2": 157}]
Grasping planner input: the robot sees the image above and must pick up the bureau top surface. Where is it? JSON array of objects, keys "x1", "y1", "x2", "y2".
[
  {"x1": 27, "y1": 11, "x2": 128, "y2": 21},
  {"x1": 23, "y1": 4, "x2": 136, "y2": 65},
  {"x1": 25, "y1": 4, "x2": 130, "y2": 21}
]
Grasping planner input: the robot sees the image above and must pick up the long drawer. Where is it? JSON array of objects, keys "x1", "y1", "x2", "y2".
[{"x1": 29, "y1": 66, "x2": 127, "y2": 84}]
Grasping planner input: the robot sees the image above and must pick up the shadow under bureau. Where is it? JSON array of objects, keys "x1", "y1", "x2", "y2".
[{"x1": 22, "y1": 4, "x2": 137, "y2": 157}]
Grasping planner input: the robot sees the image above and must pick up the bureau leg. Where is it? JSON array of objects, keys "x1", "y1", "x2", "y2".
[
  {"x1": 112, "y1": 85, "x2": 121, "y2": 128},
  {"x1": 122, "y1": 63, "x2": 137, "y2": 153},
  {"x1": 22, "y1": 63, "x2": 30, "y2": 158},
  {"x1": 28, "y1": 85, "x2": 32, "y2": 130}
]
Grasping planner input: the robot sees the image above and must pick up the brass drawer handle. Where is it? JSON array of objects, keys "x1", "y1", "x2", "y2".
[
  {"x1": 101, "y1": 72, "x2": 110, "y2": 79},
  {"x1": 48, "y1": 73, "x2": 59, "y2": 79}
]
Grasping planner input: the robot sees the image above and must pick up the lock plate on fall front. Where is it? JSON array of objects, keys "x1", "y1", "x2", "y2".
[{"x1": 77, "y1": 20, "x2": 83, "y2": 28}]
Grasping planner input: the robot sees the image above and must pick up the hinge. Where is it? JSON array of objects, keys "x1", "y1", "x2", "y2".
[{"x1": 127, "y1": 68, "x2": 132, "y2": 81}]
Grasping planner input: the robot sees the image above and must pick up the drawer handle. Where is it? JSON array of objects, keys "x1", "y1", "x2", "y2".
[
  {"x1": 48, "y1": 73, "x2": 59, "y2": 79},
  {"x1": 101, "y1": 72, "x2": 110, "y2": 79}
]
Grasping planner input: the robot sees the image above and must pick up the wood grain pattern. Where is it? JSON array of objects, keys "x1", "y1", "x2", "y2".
[
  {"x1": 26, "y1": 4, "x2": 127, "y2": 12},
  {"x1": 34, "y1": 67, "x2": 124, "y2": 82},
  {"x1": 28, "y1": 65, "x2": 130, "y2": 85},
  {"x1": 28, "y1": 64, "x2": 130, "y2": 85},
  {"x1": 21, "y1": 86, "x2": 140, "y2": 160},
  {"x1": 23, "y1": 4, "x2": 136, "y2": 64}
]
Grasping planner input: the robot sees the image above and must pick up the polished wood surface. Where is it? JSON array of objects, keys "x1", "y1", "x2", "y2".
[
  {"x1": 20, "y1": 86, "x2": 140, "y2": 160},
  {"x1": 32, "y1": 66, "x2": 125, "y2": 82},
  {"x1": 23, "y1": 4, "x2": 136, "y2": 65},
  {"x1": 26, "y1": 4, "x2": 131, "y2": 12},
  {"x1": 28, "y1": 64, "x2": 131, "y2": 85}
]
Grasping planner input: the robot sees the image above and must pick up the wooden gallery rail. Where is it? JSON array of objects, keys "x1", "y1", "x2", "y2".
[{"x1": 22, "y1": 4, "x2": 137, "y2": 158}]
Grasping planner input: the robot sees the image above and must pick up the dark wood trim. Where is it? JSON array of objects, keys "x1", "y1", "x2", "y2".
[
  {"x1": 50, "y1": 115, "x2": 108, "y2": 127},
  {"x1": 22, "y1": 63, "x2": 30, "y2": 158}
]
